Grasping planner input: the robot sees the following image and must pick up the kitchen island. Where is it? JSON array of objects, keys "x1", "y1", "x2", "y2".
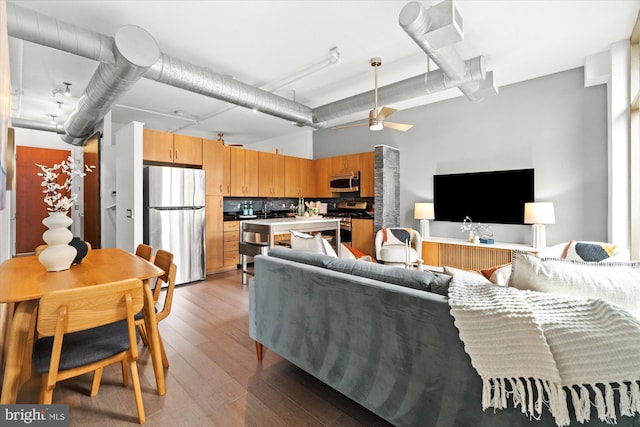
[{"x1": 239, "y1": 217, "x2": 341, "y2": 285}]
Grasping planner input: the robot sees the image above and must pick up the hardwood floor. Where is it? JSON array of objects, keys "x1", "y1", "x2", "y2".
[{"x1": 16, "y1": 269, "x2": 392, "y2": 426}]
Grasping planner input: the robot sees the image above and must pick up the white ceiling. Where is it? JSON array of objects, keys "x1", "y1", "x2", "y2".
[{"x1": 7, "y1": 0, "x2": 640, "y2": 146}]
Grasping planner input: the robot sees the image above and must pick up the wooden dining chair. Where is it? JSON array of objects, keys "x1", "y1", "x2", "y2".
[
  {"x1": 135, "y1": 243, "x2": 154, "y2": 263},
  {"x1": 135, "y1": 249, "x2": 176, "y2": 369},
  {"x1": 32, "y1": 278, "x2": 146, "y2": 424}
]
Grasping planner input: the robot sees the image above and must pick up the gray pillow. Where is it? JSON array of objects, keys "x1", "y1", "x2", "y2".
[
  {"x1": 327, "y1": 258, "x2": 437, "y2": 292},
  {"x1": 429, "y1": 273, "x2": 452, "y2": 296},
  {"x1": 267, "y1": 246, "x2": 335, "y2": 268}
]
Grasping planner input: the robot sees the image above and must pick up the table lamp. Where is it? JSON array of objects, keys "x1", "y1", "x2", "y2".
[
  {"x1": 414, "y1": 202, "x2": 435, "y2": 239},
  {"x1": 524, "y1": 202, "x2": 555, "y2": 249}
]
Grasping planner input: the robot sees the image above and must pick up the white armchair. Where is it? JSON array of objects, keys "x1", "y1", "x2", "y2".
[{"x1": 375, "y1": 227, "x2": 422, "y2": 268}]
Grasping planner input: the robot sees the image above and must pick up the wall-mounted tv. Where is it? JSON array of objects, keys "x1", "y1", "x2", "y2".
[{"x1": 433, "y1": 168, "x2": 534, "y2": 225}]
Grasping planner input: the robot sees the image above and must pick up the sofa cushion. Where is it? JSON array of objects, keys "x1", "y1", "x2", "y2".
[
  {"x1": 327, "y1": 258, "x2": 439, "y2": 292},
  {"x1": 429, "y1": 273, "x2": 453, "y2": 296},
  {"x1": 268, "y1": 246, "x2": 336, "y2": 268},
  {"x1": 509, "y1": 251, "x2": 640, "y2": 320}
]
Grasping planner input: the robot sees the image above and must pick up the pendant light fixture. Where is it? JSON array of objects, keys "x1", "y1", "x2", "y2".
[{"x1": 63, "y1": 82, "x2": 72, "y2": 97}]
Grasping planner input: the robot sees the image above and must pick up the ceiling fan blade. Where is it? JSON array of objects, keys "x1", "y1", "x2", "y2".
[
  {"x1": 332, "y1": 122, "x2": 368, "y2": 130},
  {"x1": 376, "y1": 107, "x2": 396, "y2": 121},
  {"x1": 383, "y1": 122, "x2": 414, "y2": 132}
]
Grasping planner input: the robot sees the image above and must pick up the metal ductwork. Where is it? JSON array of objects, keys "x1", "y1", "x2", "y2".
[
  {"x1": 6, "y1": 1, "x2": 497, "y2": 143},
  {"x1": 313, "y1": 56, "x2": 485, "y2": 123},
  {"x1": 61, "y1": 25, "x2": 159, "y2": 145},
  {"x1": 10, "y1": 118, "x2": 65, "y2": 134},
  {"x1": 399, "y1": 0, "x2": 498, "y2": 102},
  {"x1": 5, "y1": 2, "x2": 115, "y2": 64},
  {"x1": 144, "y1": 54, "x2": 319, "y2": 128}
]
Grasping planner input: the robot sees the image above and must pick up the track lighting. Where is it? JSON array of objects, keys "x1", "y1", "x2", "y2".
[
  {"x1": 63, "y1": 82, "x2": 71, "y2": 97},
  {"x1": 50, "y1": 115, "x2": 57, "y2": 124},
  {"x1": 56, "y1": 102, "x2": 63, "y2": 114}
]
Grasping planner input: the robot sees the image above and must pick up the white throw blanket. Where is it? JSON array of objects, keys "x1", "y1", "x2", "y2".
[{"x1": 448, "y1": 274, "x2": 640, "y2": 426}]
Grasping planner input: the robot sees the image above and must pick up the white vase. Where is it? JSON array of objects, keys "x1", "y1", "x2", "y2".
[{"x1": 38, "y1": 212, "x2": 77, "y2": 272}]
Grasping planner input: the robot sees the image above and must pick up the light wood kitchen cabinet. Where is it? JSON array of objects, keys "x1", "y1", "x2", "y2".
[
  {"x1": 205, "y1": 195, "x2": 224, "y2": 272},
  {"x1": 230, "y1": 147, "x2": 259, "y2": 197},
  {"x1": 143, "y1": 129, "x2": 203, "y2": 166},
  {"x1": 352, "y1": 218, "x2": 375, "y2": 257},
  {"x1": 299, "y1": 158, "x2": 314, "y2": 197},
  {"x1": 202, "y1": 138, "x2": 224, "y2": 196},
  {"x1": 331, "y1": 153, "x2": 360, "y2": 175},
  {"x1": 222, "y1": 144, "x2": 231, "y2": 196},
  {"x1": 224, "y1": 221, "x2": 240, "y2": 268},
  {"x1": 314, "y1": 157, "x2": 333, "y2": 197},
  {"x1": 258, "y1": 152, "x2": 285, "y2": 197},
  {"x1": 284, "y1": 156, "x2": 314, "y2": 197},
  {"x1": 359, "y1": 151, "x2": 375, "y2": 197}
]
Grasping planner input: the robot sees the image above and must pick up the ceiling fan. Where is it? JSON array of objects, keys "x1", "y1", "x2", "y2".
[{"x1": 333, "y1": 57, "x2": 413, "y2": 132}]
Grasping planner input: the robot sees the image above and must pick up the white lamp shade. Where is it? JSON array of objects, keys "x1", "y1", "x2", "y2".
[
  {"x1": 414, "y1": 202, "x2": 435, "y2": 220},
  {"x1": 524, "y1": 202, "x2": 555, "y2": 225}
]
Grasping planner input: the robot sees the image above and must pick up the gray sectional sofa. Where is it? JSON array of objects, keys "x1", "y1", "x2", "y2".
[{"x1": 248, "y1": 247, "x2": 636, "y2": 427}]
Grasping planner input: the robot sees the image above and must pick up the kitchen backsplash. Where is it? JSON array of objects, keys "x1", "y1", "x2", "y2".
[{"x1": 223, "y1": 196, "x2": 374, "y2": 215}]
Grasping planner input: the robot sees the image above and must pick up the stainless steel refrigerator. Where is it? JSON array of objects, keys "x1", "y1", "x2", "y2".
[{"x1": 143, "y1": 166, "x2": 205, "y2": 285}]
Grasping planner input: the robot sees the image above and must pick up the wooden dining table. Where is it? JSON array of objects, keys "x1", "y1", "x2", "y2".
[{"x1": 0, "y1": 247, "x2": 166, "y2": 403}]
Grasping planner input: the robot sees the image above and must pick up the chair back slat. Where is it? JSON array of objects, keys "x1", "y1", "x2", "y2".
[
  {"x1": 135, "y1": 243, "x2": 154, "y2": 262},
  {"x1": 37, "y1": 279, "x2": 144, "y2": 336},
  {"x1": 152, "y1": 250, "x2": 174, "y2": 302}
]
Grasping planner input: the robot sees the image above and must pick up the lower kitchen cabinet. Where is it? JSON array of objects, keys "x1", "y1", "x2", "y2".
[
  {"x1": 205, "y1": 196, "x2": 223, "y2": 273},
  {"x1": 224, "y1": 221, "x2": 240, "y2": 269},
  {"x1": 352, "y1": 218, "x2": 374, "y2": 258}
]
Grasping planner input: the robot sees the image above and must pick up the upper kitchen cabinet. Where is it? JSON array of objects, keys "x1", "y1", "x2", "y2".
[
  {"x1": 143, "y1": 129, "x2": 203, "y2": 166},
  {"x1": 359, "y1": 151, "x2": 375, "y2": 197},
  {"x1": 202, "y1": 138, "x2": 225, "y2": 196},
  {"x1": 258, "y1": 152, "x2": 285, "y2": 197},
  {"x1": 230, "y1": 147, "x2": 259, "y2": 197},
  {"x1": 284, "y1": 156, "x2": 314, "y2": 198},
  {"x1": 314, "y1": 157, "x2": 333, "y2": 198},
  {"x1": 330, "y1": 153, "x2": 360, "y2": 175},
  {"x1": 222, "y1": 144, "x2": 231, "y2": 196}
]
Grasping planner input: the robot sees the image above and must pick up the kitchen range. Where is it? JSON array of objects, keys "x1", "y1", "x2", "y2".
[{"x1": 326, "y1": 201, "x2": 372, "y2": 246}]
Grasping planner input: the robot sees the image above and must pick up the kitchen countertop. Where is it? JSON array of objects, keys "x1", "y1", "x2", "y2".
[{"x1": 240, "y1": 217, "x2": 341, "y2": 226}]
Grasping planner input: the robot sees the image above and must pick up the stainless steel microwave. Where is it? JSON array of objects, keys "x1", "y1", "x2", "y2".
[{"x1": 330, "y1": 171, "x2": 360, "y2": 192}]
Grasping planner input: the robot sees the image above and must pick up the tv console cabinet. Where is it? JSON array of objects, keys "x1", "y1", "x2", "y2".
[{"x1": 422, "y1": 237, "x2": 538, "y2": 271}]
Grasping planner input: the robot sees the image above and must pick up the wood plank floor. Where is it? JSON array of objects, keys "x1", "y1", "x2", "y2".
[{"x1": 16, "y1": 269, "x2": 392, "y2": 426}]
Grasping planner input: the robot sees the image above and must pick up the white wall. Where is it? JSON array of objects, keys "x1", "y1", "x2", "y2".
[
  {"x1": 313, "y1": 67, "x2": 608, "y2": 246},
  {"x1": 248, "y1": 129, "x2": 313, "y2": 158}
]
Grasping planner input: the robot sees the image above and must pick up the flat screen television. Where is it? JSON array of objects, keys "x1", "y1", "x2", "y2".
[{"x1": 433, "y1": 168, "x2": 534, "y2": 224}]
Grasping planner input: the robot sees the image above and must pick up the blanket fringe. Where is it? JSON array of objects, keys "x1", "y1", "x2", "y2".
[{"x1": 482, "y1": 378, "x2": 640, "y2": 426}]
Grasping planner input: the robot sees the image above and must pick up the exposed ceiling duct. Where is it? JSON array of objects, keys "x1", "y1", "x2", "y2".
[
  {"x1": 61, "y1": 25, "x2": 159, "y2": 145},
  {"x1": 399, "y1": 1, "x2": 498, "y2": 102},
  {"x1": 313, "y1": 56, "x2": 485, "y2": 123},
  {"x1": 6, "y1": 1, "x2": 496, "y2": 145}
]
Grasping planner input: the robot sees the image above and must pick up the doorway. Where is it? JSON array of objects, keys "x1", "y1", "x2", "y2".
[{"x1": 15, "y1": 146, "x2": 70, "y2": 254}]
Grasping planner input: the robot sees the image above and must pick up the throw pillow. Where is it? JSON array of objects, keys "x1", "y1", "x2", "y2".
[
  {"x1": 290, "y1": 230, "x2": 338, "y2": 258},
  {"x1": 480, "y1": 263, "x2": 511, "y2": 287},
  {"x1": 382, "y1": 228, "x2": 411, "y2": 246},
  {"x1": 509, "y1": 251, "x2": 640, "y2": 320},
  {"x1": 563, "y1": 240, "x2": 617, "y2": 262},
  {"x1": 339, "y1": 243, "x2": 377, "y2": 263},
  {"x1": 443, "y1": 266, "x2": 492, "y2": 285}
]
